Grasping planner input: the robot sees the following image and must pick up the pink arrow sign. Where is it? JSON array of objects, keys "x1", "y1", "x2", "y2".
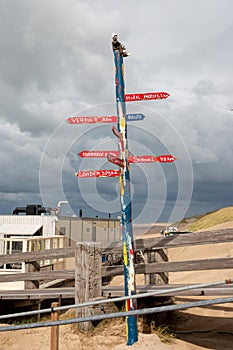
[
  {"x1": 75, "y1": 169, "x2": 121, "y2": 178},
  {"x1": 79, "y1": 150, "x2": 119, "y2": 158},
  {"x1": 67, "y1": 116, "x2": 117, "y2": 124},
  {"x1": 128, "y1": 155, "x2": 176, "y2": 163},
  {"x1": 125, "y1": 92, "x2": 170, "y2": 102}
]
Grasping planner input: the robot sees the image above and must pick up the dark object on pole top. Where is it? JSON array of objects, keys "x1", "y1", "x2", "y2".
[{"x1": 112, "y1": 33, "x2": 130, "y2": 57}]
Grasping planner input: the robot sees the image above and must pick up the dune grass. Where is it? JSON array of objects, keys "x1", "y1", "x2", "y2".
[{"x1": 188, "y1": 206, "x2": 233, "y2": 231}]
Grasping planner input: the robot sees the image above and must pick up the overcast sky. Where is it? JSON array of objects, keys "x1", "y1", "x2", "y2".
[{"x1": 0, "y1": 0, "x2": 233, "y2": 224}]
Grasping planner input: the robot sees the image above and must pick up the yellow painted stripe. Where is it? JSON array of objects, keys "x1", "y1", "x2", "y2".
[
  {"x1": 125, "y1": 319, "x2": 128, "y2": 338},
  {"x1": 123, "y1": 242, "x2": 128, "y2": 265},
  {"x1": 120, "y1": 176, "x2": 124, "y2": 195},
  {"x1": 120, "y1": 118, "x2": 125, "y2": 130}
]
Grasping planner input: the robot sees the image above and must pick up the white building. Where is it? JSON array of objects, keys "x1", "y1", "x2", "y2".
[{"x1": 0, "y1": 206, "x2": 121, "y2": 289}]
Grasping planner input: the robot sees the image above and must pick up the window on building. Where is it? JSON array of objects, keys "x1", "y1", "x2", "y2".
[
  {"x1": 12, "y1": 241, "x2": 23, "y2": 253},
  {"x1": 60, "y1": 227, "x2": 66, "y2": 235}
]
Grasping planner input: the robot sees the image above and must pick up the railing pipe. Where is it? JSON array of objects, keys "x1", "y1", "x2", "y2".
[
  {"x1": 0, "y1": 296, "x2": 233, "y2": 332},
  {"x1": 0, "y1": 278, "x2": 231, "y2": 320}
]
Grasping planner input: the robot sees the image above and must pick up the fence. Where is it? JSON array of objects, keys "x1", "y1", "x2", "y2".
[
  {"x1": 0, "y1": 235, "x2": 73, "y2": 290},
  {"x1": 0, "y1": 228, "x2": 233, "y2": 347},
  {"x1": 0, "y1": 229, "x2": 233, "y2": 295}
]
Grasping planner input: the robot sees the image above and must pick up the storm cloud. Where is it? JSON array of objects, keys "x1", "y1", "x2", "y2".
[{"x1": 0, "y1": 0, "x2": 232, "y2": 223}]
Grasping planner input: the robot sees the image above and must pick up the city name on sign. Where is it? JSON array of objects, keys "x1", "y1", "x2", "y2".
[
  {"x1": 75, "y1": 169, "x2": 121, "y2": 178},
  {"x1": 125, "y1": 92, "x2": 170, "y2": 102},
  {"x1": 67, "y1": 116, "x2": 117, "y2": 124},
  {"x1": 129, "y1": 155, "x2": 176, "y2": 163},
  {"x1": 79, "y1": 150, "x2": 118, "y2": 158},
  {"x1": 126, "y1": 113, "x2": 145, "y2": 121},
  {"x1": 67, "y1": 113, "x2": 145, "y2": 124}
]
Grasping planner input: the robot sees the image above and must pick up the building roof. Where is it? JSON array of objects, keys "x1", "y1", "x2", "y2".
[{"x1": 0, "y1": 224, "x2": 42, "y2": 236}]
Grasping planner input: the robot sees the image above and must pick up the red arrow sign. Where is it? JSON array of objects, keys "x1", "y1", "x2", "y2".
[
  {"x1": 107, "y1": 154, "x2": 124, "y2": 168},
  {"x1": 155, "y1": 155, "x2": 176, "y2": 163},
  {"x1": 129, "y1": 155, "x2": 157, "y2": 163},
  {"x1": 79, "y1": 151, "x2": 176, "y2": 163},
  {"x1": 125, "y1": 92, "x2": 170, "y2": 102},
  {"x1": 75, "y1": 169, "x2": 121, "y2": 178},
  {"x1": 79, "y1": 150, "x2": 118, "y2": 158},
  {"x1": 67, "y1": 116, "x2": 117, "y2": 124},
  {"x1": 128, "y1": 155, "x2": 176, "y2": 163}
]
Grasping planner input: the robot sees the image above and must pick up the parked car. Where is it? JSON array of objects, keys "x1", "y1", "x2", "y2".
[{"x1": 160, "y1": 226, "x2": 192, "y2": 236}]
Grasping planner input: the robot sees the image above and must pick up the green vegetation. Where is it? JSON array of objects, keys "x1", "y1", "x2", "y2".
[
  {"x1": 152, "y1": 324, "x2": 176, "y2": 343},
  {"x1": 187, "y1": 206, "x2": 233, "y2": 232}
]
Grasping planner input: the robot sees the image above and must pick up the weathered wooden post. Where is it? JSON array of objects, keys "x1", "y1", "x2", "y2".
[
  {"x1": 75, "y1": 242, "x2": 102, "y2": 331},
  {"x1": 144, "y1": 249, "x2": 169, "y2": 285},
  {"x1": 139, "y1": 248, "x2": 169, "y2": 333},
  {"x1": 25, "y1": 260, "x2": 40, "y2": 289},
  {"x1": 50, "y1": 301, "x2": 60, "y2": 350}
]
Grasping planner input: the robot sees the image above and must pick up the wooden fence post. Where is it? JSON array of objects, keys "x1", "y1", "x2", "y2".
[
  {"x1": 75, "y1": 242, "x2": 102, "y2": 331},
  {"x1": 25, "y1": 260, "x2": 40, "y2": 289},
  {"x1": 144, "y1": 249, "x2": 169, "y2": 285},
  {"x1": 50, "y1": 301, "x2": 59, "y2": 350}
]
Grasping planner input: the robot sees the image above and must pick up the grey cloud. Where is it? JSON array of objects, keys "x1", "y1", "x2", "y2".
[{"x1": 0, "y1": 0, "x2": 233, "y2": 221}]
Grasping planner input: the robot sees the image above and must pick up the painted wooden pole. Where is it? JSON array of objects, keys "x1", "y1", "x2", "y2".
[{"x1": 112, "y1": 35, "x2": 138, "y2": 345}]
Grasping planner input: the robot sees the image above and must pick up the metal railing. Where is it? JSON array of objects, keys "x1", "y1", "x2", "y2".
[
  {"x1": 0, "y1": 278, "x2": 232, "y2": 325},
  {"x1": 0, "y1": 296, "x2": 233, "y2": 332}
]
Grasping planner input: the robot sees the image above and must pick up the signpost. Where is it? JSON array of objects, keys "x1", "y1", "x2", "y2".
[
  {"x1": 107, "y1": 154, "x2": 124, "y2": 168},
  {"x1": 67, "y1": 114, "x2": 145, "y2": 124},
  {"x1": 126, "y1": 113, "x2": 145, "y2": 121},
  {"x1": 79, "y1": 150, "x2": 118, "y2": 158},
  {"x1": 128, "y1": 154, "x2": 176, "y2": 163},
  {"x1": 112, "y1": 41, "x2": 138, "y2": 346},
  {"x1": 66, "y1": 116, "x2": 117, "y2": 124},
  {"x1": 75, "y1": 169, "x2": 120, "y2": 178},
  {"x1": 79, "y1": 150, "x2": 176, "y2": 163},
  {"x1": 125, "y1": 92, "x2": 170, "y2": 102},
  {"x1": 155, "y1": 155, "x2": 176, "y2": 162},
  {"x1": 67, "y1": 34, "x2": 173, "y2": 346}
]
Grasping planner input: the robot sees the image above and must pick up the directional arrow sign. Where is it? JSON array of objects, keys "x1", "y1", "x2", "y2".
[
  {"x1": 128, "y1": 155, "x2": 176, "y2": 163},
  {"x1": 155, "y1": 155, "x2": 176, "y2": 163},
  {"x1": 67, "y1": 114, "x2": 145, "y2": 125},
  {"x1": 125, "y1": 92, "x2": 170, "y2": 102},
  {"x1": 126, "y1": 113, "x2": 145, "y2": 121},
  {"x1": 79, "y1": 150, "x2": 118, "y2": 158},
  {"x1": 75, "y1": 169, "x2": 121, "y2": 178},
  {"x1": 107, "y1": 154, "x2": 124, "y2": 168},
  {"x1": 79, "y1": 151, "x2": 176, "y2": 163},
  {"x1": 67, "y1": 116, "x2": 117, "y2": 124}
]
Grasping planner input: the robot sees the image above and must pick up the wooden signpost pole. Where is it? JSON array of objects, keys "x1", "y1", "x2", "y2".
[{"x1": 112, "y1": 35, "x2": 138, "y2": 345}]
